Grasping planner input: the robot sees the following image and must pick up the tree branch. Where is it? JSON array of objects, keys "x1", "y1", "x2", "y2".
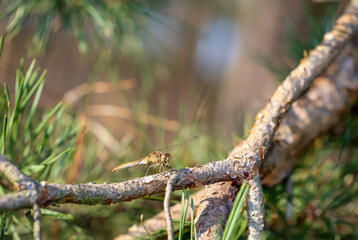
[
  {"x1": 233, "y1": 0, "x2": 358, "y2": 169},
  {"x1": 0, "y1": 155, "x2": 36, "y2": 190},
  {"x1": 0, "y1": 162, "x2": 249, "y2": 211},
  {"x1": 1, "y1": 0, "x2": 358, "y2": 215},
  {"x1": 0, "y1": 155, "x2": 41, "y2": 209},
  {"x1": 121, "y1": 2, "x2": 358, "y2": 238},
  {"x1": 195, "y1": 182, "x2": 239, "y2": 239},
  {"x1": 193, "y1": 9, "x2": 358, "y2": 238},
  {"x1": 186, "y1": 43, "x2": 358, "y2": 237}
]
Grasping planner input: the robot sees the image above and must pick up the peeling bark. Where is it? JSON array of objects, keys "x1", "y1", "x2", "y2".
[{"x1": 195, "y1": 182, "x2": 239, "y2": 240}]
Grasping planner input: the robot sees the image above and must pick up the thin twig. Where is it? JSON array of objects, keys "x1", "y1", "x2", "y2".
[
  {"x1": 0, "y1": 162, "x2": 249, "y2": 212},
  {"x1": 247, "y1": 175, "x2": 265, "y2": 240},
  {"x1": 164, "y1": 173, "x2": 179, "y2": 240},
  {"x1": 0, "y1": 0, "x2": 358, "y2": 220},
  {"x1": 33, "y1": 203, "x2": 42, "y2": 240}
]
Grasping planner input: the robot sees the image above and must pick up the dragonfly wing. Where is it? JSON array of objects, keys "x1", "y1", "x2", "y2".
[
  {"x1": 112, "y1": 137, "x2": 199, "y2": 173},
  {"x1": 128, "y1": 157, "x2": 149, "y2": 171},
  {"x1": 157, "y1": 136, "x2": 199, "y2": 154}
]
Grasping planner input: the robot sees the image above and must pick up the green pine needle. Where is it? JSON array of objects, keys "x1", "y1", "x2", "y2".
[{"x1": 222, "y1": 182, "x2": 250, "y2": 240}]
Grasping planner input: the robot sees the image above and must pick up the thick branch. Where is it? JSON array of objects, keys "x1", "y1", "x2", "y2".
[
  {"x1": 189, "y1": 43, "x2": 358, "y2": 238},
  {"x1": 1, "y1": 0, "x2": 358, "y2": 213},
  {"x1": 231, "y1": 0, "x2": 358, "y2": 169},
  {"x1": 195, "y1": 182, "x2": 239, "y2": 240},
  {"x1": 115, "y1": 2, "x2": 358, "y2": 239},
  {"x1": 193, "y1": 12, "x2": 358, "y2": 240},
  {"x1": 261, "y1": 44, "x2": 358, "y2": 186}
]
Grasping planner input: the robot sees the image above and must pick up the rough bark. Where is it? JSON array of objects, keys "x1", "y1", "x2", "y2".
[
  {"x1": 1, "y1": 2, "x2": 358, "y2": 240},
  {"x1": 116, "y1": 3, "x2": 358, "y2": 239},
  {"x1": 247, "y1": 175, "x2": 265, "y2": 240},
  {"x1": 195, "y1": 182, "x2": 239, "y2": 239},
  {"x1": 193, "y1": 32, "x2": 358, "y2": 239}
]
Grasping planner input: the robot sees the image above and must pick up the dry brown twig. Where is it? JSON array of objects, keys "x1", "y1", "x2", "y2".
[{"x1": 1, "y1": 1, "x2": 358, "y2": 239}]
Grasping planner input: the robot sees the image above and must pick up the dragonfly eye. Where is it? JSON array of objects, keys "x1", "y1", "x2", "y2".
[{"x1": 165, "y1": 153, "x2": 170, "y2": 160}]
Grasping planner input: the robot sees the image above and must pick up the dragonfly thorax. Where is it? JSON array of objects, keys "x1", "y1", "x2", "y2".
[{"x1": 112, "y1": 136, "x2": 198, "y2": 173}]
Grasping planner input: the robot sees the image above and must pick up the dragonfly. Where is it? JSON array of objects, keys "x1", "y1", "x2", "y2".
[{"x1": 112, "y1": 136, "x2": 199, "y2": 174}]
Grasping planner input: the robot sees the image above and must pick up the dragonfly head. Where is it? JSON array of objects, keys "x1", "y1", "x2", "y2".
[{"x1": 162, "y1": 153, "x2": 171, "y2": 168}]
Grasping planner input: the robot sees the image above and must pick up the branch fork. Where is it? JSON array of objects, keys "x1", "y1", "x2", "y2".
[{"x1": 2, "y1": 1, "x2": 358, "y2": 240}]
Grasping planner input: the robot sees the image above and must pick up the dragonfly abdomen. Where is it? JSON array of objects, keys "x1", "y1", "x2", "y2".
[{"x1": 112, "y1": 159, "x2": 146, "y2": 172}]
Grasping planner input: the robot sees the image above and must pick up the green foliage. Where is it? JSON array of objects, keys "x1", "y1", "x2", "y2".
[
  {"x1": 178, "y1": 189, "x2": 190, "y2": 240},
  {"x1": 265, "y1": 121, "x2": 358, "y2": 239},
  {"x1": 259, "y1": 2, "x2": 358, "y2": 239},
  {"x1": 0, "y1": 0, "x2": 173, "y2": 96},
  {"x1": 284, "y1": 3, "x2": 339, "y2": 62},
  {"x1": 0, "y1": 214, "x2": 7, "y2": 240},
  {"x1": 222, "y1": 182, "x2": 249, "y2": 240},
  {"x1": 0, "y1": 0, "x2": 168, "y2": 54},
  {"x1": 40, "y1": 209, "x2": 74, "y2": 221},
  {"x1": 140, "y1": 218, "x2": 154, "y2": 240},
  {"x1": 3, "y1": 1, "x2": 354, "y2": 239},
  {"x1": 0, "y1": 50, "x2": 82, "y2": 237},
  {"x1": 190, "y1": 198, "x2": 197, "y2": 240},
  {"x1": 172, "y1": 189, "x2": 197, "y2": 240},
  {"x1": 0, "y1": 59, "x2": 80, "y2": 181},
  {"x1": 255, "y1": 2, "x2": 341, "y2": 81}
]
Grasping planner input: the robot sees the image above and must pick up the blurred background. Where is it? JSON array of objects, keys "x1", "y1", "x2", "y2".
[{"x1": 0, "y1": 0, "x2": 355, "y2": 239}]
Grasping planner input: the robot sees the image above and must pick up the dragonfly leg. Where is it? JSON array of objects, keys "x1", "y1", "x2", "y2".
[
  {"x1": 145, "y1": 163, "x2": 160, "y2": 176},
  {"x1": 145, "y1": 164, "x2": 155, "y2": 176},
  {"x1": 152, "y1": 163, "x2": 160, "y2": 174}
]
